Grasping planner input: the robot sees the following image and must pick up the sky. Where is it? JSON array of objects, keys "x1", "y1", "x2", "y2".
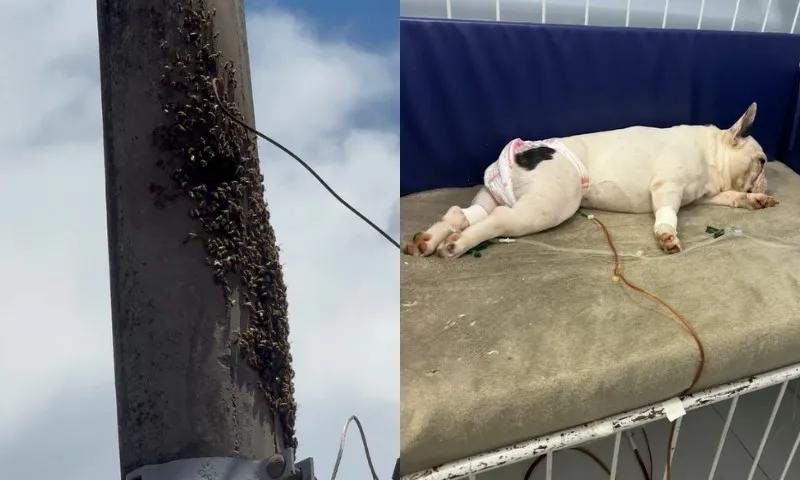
[{"x1": 0, "y1": 0, "x2": 398, "y2": 479}]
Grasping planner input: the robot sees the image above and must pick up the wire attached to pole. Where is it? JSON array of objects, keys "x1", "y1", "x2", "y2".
[
  {"x1": 211, "y1": 78, "x2": 400, "y2": 250},
  {"x1": 330, "y1": 415, "x2": 380, "y2": 480}
]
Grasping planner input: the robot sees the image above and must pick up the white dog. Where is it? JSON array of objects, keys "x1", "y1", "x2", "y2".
[{"x1": 402, "y1": 102, "x2": 778, "y2": 258}]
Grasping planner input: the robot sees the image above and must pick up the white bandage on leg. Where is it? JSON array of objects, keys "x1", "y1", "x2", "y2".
[
  {"x1": 462, "y1": 204, "x2": 489, "y2": 226},
  {"x1": 654, "y1": 206, "x2": 678, "y2": 233}
]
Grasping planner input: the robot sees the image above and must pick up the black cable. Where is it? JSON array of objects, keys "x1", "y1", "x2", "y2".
[
  {"x1": 623, "y1": 430, "x2": 651, "y2": 480},
  {"x1": 521, "y1": 433, "x2": 653, "y2": 480},
  {"x1": 211, "y1": 78, "x2": 400, "y2": 250},
  {"x1": 642, "y1": 428, "x2": 653, "y2": 480},
  {"x1": 631, "y1": 434, "x2": 651, "y2": 480},
  {"x1": 522, "y1": 447, "x2": 610, "y2": 480}
]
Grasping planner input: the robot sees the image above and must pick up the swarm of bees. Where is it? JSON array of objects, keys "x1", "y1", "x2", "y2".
[{"x1": 151, "y1": 0, "x2": 297, "y2": 449}]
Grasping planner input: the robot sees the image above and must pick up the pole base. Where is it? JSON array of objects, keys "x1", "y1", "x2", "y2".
[{"x1": 125, "y1": 449, "x2": 315, "y2": 480}]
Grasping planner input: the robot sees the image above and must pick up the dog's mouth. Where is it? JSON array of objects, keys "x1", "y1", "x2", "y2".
[{"x1": 747, "y1": 169, "x2": 767, "y2": 194}]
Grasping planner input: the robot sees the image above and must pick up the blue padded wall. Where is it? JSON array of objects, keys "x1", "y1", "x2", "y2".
[{"x1": 400, "y1": 18, "x2": 800, "y2": 195}]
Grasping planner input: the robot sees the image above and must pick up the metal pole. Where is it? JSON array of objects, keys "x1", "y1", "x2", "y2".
[{"x1": 96, "y1": 0, "x2": 297, "y2": 477}]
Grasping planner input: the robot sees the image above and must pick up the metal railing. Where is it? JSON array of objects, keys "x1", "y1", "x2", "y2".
[
  {"x1": 402, "y1": 363, "x2": 800, "y2": 480},
  {"x1": 402, "y1": 0, "x2": 800, "y2": 33}
]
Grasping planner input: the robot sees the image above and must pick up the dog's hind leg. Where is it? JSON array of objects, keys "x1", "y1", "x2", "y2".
[
  {"x1": 437, "y1": 191, "x2": 581, "y2": 258},
  {"x1": 401, "y1": 187, "x2": 499, "y2": 256}
]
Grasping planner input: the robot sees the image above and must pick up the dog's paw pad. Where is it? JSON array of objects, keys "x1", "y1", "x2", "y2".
[
  {"x1": 401, "y1": 232, "x2": 432, "y2": 256},
  {"x1": 746, "y1": 193, "x2": 779, "y2": 209},
  {"x1": 658, "y1": 231, "x2": 682, "y2": 254},
  {"x1": 414, "y1": 232, "x2": 433, "y2": 254},
  {"x1": 437, "y1": 233, "x2": 461, "y2": 258}
]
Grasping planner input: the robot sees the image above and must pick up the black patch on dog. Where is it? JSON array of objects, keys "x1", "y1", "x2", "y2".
[{"x1": 515, "y1": 146, "x2": 556, "y2": 170}]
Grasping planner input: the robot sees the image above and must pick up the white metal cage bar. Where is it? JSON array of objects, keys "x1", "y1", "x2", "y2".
[
  {"x1": 780, "y1": 426, "x2": 800, "y2": 480},
  {"x1": 662, "y1": 417, "x2": 683, "y2": 480},
  {"x1": 697, "y1": 0, "x2": 707, "y2": 29},
  {"x1": 793, "y1": 0, "x2": 800, "y2": 34},
  {"x1": 584, "y1": 0, "x2": 590, "y2": 26},
  {"x1": 545, "y1": 451, "x2": 553, "y2": 480},
  {"x1": 761, "y1": 0, "x2": 774, "y2": 32},
  {"x1": 707, "y1": 395, "x2": 738, "y2": 480},
  {"x1": 745, "y1": 381, "x2": 788, "y2": 480},
  {"x1": 541, "y1": 0, "x2": 546, "y2": 24},
  {"x1": 731, "y1": 0, "x2": 742, "y2": 30},
  {"x1": 402, "y1": 362, "x2": 800, "y2": 480},
  {"x1": 609, "y1": 432, "x2": 621, "y2": 480},
  {"x1": 625, "y1": 0, "x2": 631, "y2": 28}
]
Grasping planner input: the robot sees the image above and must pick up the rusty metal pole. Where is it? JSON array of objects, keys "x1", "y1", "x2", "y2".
[{"x1": 96, "y1": 0, "x2": 307, "y2": 478}]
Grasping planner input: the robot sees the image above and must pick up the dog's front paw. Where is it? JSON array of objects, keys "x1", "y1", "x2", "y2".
[
  {"x1": 656, "y1": 227, "x2": 682, "y2": 254},
  {"x1": 745, "y1": 193, "x2": 779, "y2": 210}
]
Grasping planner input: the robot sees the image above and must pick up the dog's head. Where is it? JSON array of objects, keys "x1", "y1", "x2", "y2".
[{"x1": 720, "y1": 102, "x2": 768, "y2": 194}]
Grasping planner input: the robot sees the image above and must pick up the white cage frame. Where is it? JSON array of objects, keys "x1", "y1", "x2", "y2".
[
  {"x1": 422, "y1": 0, "x2": 800, "y2": 33},
  {"x1": 399, "y1": 1, "x2": 800, "y2": 479}
]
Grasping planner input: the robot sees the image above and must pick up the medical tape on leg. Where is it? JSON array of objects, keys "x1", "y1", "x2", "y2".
[
  {"x1": 462, "y1": 205, "x2": 488, "y2": 226},
  {"x1": 654, "y1": 206, "x2": 678, "y2": 234}
]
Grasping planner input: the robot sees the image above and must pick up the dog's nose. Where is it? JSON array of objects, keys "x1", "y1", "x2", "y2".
[{"x1": 747, "y1": 189, "x2": 752, "y2": 193}]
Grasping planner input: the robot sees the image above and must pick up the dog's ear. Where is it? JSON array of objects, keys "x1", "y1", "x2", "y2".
[{"x1": 728, "y1": 102, "x2": 757, "y2": 138}]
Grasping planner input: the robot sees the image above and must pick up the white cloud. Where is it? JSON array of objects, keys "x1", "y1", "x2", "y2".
[{"x1": 0, "y1": 2, "x2": 398, "y2": 479}]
